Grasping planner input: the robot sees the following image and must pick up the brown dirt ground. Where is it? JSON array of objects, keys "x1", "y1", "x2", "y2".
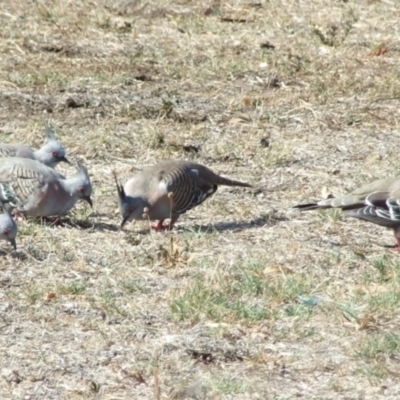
[{"x1": 1, "y1": 0, "x2": 400, "y2": 399}]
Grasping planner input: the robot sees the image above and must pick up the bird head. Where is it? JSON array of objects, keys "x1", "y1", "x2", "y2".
[
  {"x1": 0, "y1": 203, "x2": 17, "y2": 250},
  {"x1": 113, "y1": 171, "x2": 143, "y2": 228},
  {"x1": 37, "y1": 125, "x2": 70, "y2": 168},
  {"x1": 75, "y1": 159, "x2": 93, "y2": 207}
]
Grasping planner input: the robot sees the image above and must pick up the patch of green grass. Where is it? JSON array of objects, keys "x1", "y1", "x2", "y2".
[
  {"x1": 362, "y1": 270, "x2": 373, "y2": 284},
  {"x1": 317, "y1": 208, "x2": 344, "y2": 223},
  {"x1": 367, "y1": 291, "x2": 400, "y2": 312},
  {"x1": 361, "y1": 254, "x2": 400, "y2": 285},
  {"x1": 358, "y1": 333, "x2": 400, "y2": 360},
  {"x1": 273, "y1": 276, "x2": 316, "y2": 302},
  {"x1": 170, "y1": 280, "x2": 232, "y2": 322},
  {"x1": 100, "y1": 289, "x2": 127, "y2": 316},
  {"x1": 25, "y1": 285, "x2": 43, "y2": 303},
  {"x1": 62, "y1": 282, "x2": 87, "y2": 295},
  {"x1": 170, "y1": 259, "x2": 318, "y2": 323},
  {"x1": 210, "y1": 377, "x2": 250, "y2": 395},
  {"x1": 373, "y1": 254, "x2": 391, "y2": 282},
  {"x1": 17, "y1": 220, "x2": 44, "y2": 237},
  {"x1": 120, "y1": 279, "x2": 147, "y2": 294},
  {"x1": 284, "y1": 303, "x2": 314, "y2": 318},
  {"x1": 24, "y1": 243, "x2": 48, "y2": 261},
  {"x1": 61, "y1": 251, "x2": 76, "y2": 263},
  {"x1": 262, "y1": 144, "x2": 293, "y2": 168},
  {"x1": 71, "y1": 204, "x2": 95, "y2": 222},
  {"x1": 141, "y1": 126, "x2": 166, "y2": 150},
  {"x1": 170, "y1": 277, "x2": 272, "y2": 322},
  {"x1": 232, "y1": 259, "x2": 266, "y2": 295},
  {"x1": 312, "y1": 10, "x2": 358, "y2": 47},
  {"x1": 358, "y1": 364, "x2": 388, "y2": 380},
  {"x1": 339, "y1": 301, "x2": 363, "y2": 320},
  {"x1": 231, "y1": 302, "x2": 272, "y2": 320},
  {"x1": 183, "y1": 225, "x2": 219, "y2": 240}
]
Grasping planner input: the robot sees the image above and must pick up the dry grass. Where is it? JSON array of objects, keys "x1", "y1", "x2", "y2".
[{"x1": 1, "y1": 0, "x2": 400, "y2": 398}]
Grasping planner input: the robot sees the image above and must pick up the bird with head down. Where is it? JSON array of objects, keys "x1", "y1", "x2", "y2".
[{"x1": 0, "y1": 124, "x2": 70, "y2": 169}]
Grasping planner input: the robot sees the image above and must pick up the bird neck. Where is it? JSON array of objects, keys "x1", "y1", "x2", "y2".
[
  {"x1": 60, "y1": 175, "x2": 82, "y2": 197},
  {"x1": 33, "y1": 149, "x2": 54, "y2": 168}
]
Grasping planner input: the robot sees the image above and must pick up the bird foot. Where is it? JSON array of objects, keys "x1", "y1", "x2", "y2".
[
  {"x1": 390, "y1": 238, "x2": 400, "y2": 252},
  {"x1": 151, "y1": 219, "x2": 177, "y2": 231},
  {"x1": 39, "y1": 216, "x2": 65, "y2": 226},
  {"x1": 13, "y1": 211, "x2": 27, "y2": 223}
]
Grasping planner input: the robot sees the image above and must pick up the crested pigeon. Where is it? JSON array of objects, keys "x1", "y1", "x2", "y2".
[
  {"x1": 114, "y1": 160, "x2": 252, "y2": 230},
  {"x1": 295, "y1": 176, "x2": 400, "y2": 248},
  {"x1": 0, "y1": 125, "x2": 70, "y2": 168},
  {"x1": 0, "y1": 200, "x2": 17, "y2": 250},
  {"x1": 0, "y1": 157, "x2": 92, "y2": 217}
]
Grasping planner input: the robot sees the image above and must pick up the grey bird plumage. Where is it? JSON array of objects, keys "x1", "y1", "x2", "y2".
[
  {"x1": 0, "y1": 157, "x2": 92, "y2": 217},
  {"x1": 0, "y1": 125, "x2": 70, "y2": 168},
  {"x1": 0, "y1": 200, "x2": 17, "y2": 250},
  {"x1": 295, "y1": 176, "x2": 400, "y2": 248},
  {"x1": 114, "y1": 160, "x2": 252, "y2": 230}
]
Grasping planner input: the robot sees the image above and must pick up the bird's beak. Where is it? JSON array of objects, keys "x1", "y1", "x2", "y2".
[
  {"x1": 121, "y1": 216, "x2": 129, "y2": 228},
  {"x1": 83, "y1": 195, "x2": 93, "y2": 208},
  {"x1": 60, "y1": 156, "x2": 71, "y2": 165},
  {"x1": 9, "y1": 238, "x2": 16, "y2": 250}
]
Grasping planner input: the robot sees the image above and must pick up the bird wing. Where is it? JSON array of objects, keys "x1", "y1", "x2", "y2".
[
  {"x1": 295, "y1": 177, "x2": 400, "y2": 211},
  {"x1": 346, "y1": 191, "x2": 400, "y2": 228},
  {"x1": 161, "y1": 165, "x2": 217, "y2": 215},
  {"x1": 0, "y1": 146, "x2": 17, "y2": 157},
  {"x1": 0, "y1": 160, "x2": 50, "y2": 210}
]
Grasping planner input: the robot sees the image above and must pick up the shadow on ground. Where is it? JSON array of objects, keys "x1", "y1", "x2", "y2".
[
  {"x1": 28, "y1": 216, "x2": 119, "y2": 232},
  {"x1": 181, "y1": 214, "x2": 286, "y2": 233},
  {"x1": 120, "y1": 214, "x2": 281, "y2": 236}
]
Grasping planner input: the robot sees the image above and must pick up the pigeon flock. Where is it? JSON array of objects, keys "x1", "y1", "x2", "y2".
[
  {"x1": 0, "y1": 125, "x2": 252, "y2": 249},
  {"x1": 1, "y1": 125, "x2": 400, "y2": 251}
]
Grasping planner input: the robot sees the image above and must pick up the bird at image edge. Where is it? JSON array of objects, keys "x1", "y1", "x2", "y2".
[
  {"x1": 0, "y1": 125, "x2": 70, "y2": 168},
  {"x1": 0, "y1": 200, "x2": 17, "y2": 250},
  {"x1": 0, "y1": 157, "x2": 92, "y2": 217},
  {"x1": 294, "y1": 176, "x2": 400, "y2": 249}
]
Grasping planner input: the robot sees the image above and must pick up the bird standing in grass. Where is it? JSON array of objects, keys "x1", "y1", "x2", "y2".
[
  {"x1": 0, "y1": 200, "x2": 17, "y2": 250},
  {"x1": 114, "y1": 160, "x2": 252, "y2": 230},
  {"x1": 0, "y1": 157, "x2": 92, "y2": 218},
  {"x1": 295, "y1": 176, "x2": 400, "y2": 248},
  {"x1": 0, "y1": 125, "x2": 70, "y2": 168}
]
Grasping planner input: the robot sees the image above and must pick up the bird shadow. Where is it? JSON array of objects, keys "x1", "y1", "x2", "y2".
[
  {"x1": 23, "y1": 213, "x2": 286, "y2": 235},
  {"x1": 179, "y1": 214, "x2": 285, "y2": 234},
  {"x1": 120, "y1": 214, "x2": 282, "y2": 236},
  {"x1": 28, "y1": 216, "x2": 119, "y2": 233},
  {"x1": 382, "y1": 244, "x2": 399, "y2": 251},
  {"x1": 0, "y1": 249, "x2": 27, "y2": 260},
  {"x1": 301, "y1": 238, "x2": 398, "y2": 251}
]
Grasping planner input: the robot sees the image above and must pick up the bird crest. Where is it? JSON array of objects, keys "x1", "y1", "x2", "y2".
[
  {"x1": 75, "y1": 158, "x2": 90, "y2": 179},
  {"x1": 44, "y1": 124, "x2": 57, "y2": 142},
  {"x1": 112, "y1": 170, "x2": 126, "y2": 204}
]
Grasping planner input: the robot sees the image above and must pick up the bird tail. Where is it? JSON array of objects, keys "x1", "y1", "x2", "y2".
[
  {"x1": 215, "y1": 175, "x2": 252, "y2": 188},
  {"x1": 294, "y1": 200, "x2": 364, "y2": 211},
  {"x1": 293, "y1": 203, "x2": 325, "y2": 211}
]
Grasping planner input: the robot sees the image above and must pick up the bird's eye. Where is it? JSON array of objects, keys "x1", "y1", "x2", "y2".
[
  {"x1": 80, "y1": 187, "x2": 85, "y2": 193},
  {"x1": 3, "y1": 228, "x2": 9, "y2": 235},
  {"x1": 52, "y1": 151, "x2": 58, "y2": 158}
]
